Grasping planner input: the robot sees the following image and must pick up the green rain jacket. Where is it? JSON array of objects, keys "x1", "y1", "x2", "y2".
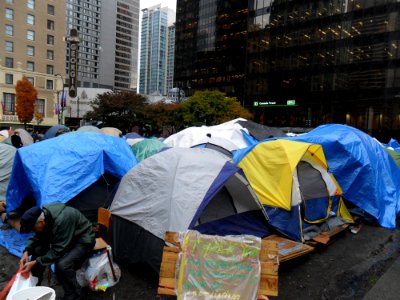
[{"x1": 25, "y1": 202, "x2": 95, "y2": 266}]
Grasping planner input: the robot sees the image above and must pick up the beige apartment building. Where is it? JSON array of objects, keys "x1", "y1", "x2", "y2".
[{"x1": 0, "y1": 0, "x2": 66, "y2": 129}]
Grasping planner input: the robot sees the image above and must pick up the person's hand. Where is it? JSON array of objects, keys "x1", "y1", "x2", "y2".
[
  {"x1": 19, "y1": 251, "x2": 29, "y2": 269},
  {"x1": 20, "y1": 260, "x2": 36, "y2": 275}
]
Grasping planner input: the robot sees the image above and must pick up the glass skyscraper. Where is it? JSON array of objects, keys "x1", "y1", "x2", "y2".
[
  {"x1": 139, "y1": 5, "x2": 175, "y2": 96},
  {"x1": 175, "y1": 0, "x2": 400, "y2": 138}
]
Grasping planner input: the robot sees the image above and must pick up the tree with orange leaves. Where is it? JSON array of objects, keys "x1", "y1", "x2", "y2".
[{"x1": 15, "y1": 77, "x2": 38, "y2": 127}]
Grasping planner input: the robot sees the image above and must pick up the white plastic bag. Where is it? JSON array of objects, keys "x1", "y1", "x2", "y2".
[
  {"x1": 76, "y1": 246, "x2": 121, "y2": 292},
  {"x1": 6, "y1": 272, "x2": 38, "y2": 300}
]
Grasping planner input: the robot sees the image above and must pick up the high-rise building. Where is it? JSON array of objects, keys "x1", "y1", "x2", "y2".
[
  {"x1": 174, "y1": 0, "x2": 248, "y2": 101},
  {"x1": 175, "y1": 0, "x2": 400, "y2": 138},
  {"x1": 166, "y1": 24, "x2": 175, "y2": 96},
  {"x1": 139, "y1": 4, "x2": 175, "y2": 97},
  {"x1": 66, "y1": 0, "x2": 139, "y2": 91},
  {"x1": 246, "y1": 0, "x2": 400, "y2": 137},
  {"x1": 0, "y1": 0, "x2": 66, "y2": 128}
]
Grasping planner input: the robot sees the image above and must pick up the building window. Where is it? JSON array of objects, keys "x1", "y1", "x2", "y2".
[
  {"x1": 46, "y1": 65, "x2": 54, "y2": 74},
  {"x1": 35, "y1": 99, "x2": 45, "y2": 114},
  {"x1": 47, "y1": 50, "x2": 54, "y2": 60},
  {"x1": 26, "y1": 77, "x2": 34, "y2": 85},
  {"x1": 27, "y1": 0, "x2": 35, "y2": 9},
  {"x1": 27, "y1": 45, "x2": 34, "y2": 56},
  {"x1": 46, "y1": 79, "x2": 53, "y2": 89},
  {"x1": 3, "y1": 93, "x2": 16, "y2": 115},
  {"x1": 27, "y1": 61, "x2": 34, "y2": 71},
  {"x1": 5, "y1": 57, "x2": 13, "y2": 68},
  {"x1": 27, "y1": 14, "x2": 35, "y2": 25},
  {"x1": 47, "y1": 4, "x2": 54, "y2": 15},
  {"x1": 5, "y1": 74, "x2": 13, "y2": 84},
  {"x1": 27, "y1": 30, "x2": 35, "y2": 41},
  {"x1": 5, "y1": 41, "x2": 13, "y2": 52},
  {"x1": 5, "y1": 8, "x2": 13, "y2": 20},
  {"x1": 47, "y1": 20, "x2": 54, "y2": 30},
  {"x1": 5, "y1": 24, "x2": 13, "y2": 36},
  {"x1": 47, "y1": 35, "x2": 54, "y2": 45}
]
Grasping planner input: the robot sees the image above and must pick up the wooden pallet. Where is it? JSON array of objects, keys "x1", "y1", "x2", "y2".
[
  {"x1": 158, "y1": 231, "x2": 279, "y2": 299},
  {"x1": 264, "y1": 235, "x2": 314, "y2": 262},
  {"x1": 311, "y1": 224, "x2": 350, "y2": 245}
]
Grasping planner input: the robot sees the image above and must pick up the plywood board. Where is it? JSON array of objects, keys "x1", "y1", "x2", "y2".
[{"x1": 264, "y1": 235, "x2": 314, "y2": 262}]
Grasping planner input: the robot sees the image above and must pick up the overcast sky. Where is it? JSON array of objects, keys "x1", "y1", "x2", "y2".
[{"x1": 140, "y1": 0, "x2": 177, "y2": 10}]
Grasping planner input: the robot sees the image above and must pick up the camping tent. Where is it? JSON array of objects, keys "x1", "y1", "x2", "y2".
[
  {"x1": 0, "y1": 144, "x2": 16, "y2": 202},
  {"x1": 100, "y1": 127, "x2": 122, "y2": 137},
  {"x1": 235, "y1": 119, "x2": 285, "y2": 140},
  {"x1": 234, "y1": 139, "x2": 352, "y2": 242},
  {"x1": 130, "y1": 139, "x2": 167, "y2": 161},
  {"x1": 76, "y1": 125, "x2": 102, "y2": 133},
  {"x1": 6, "y1": 132, "x2": 137, "y2": 216},
  {"x1": 163, "y1": 119, "x2": 250, "y2": 149},
  {"x1": 110, "y1": 147, "x2": 270, "y2": 273},
  {"x1": 191, "y1": 136, "x2": 238, "y2": 158},
  {"x1": 385, "y1": 138, "x2": 400, "y2": 152},
  {"x1": 14, "y1": 128, "x2": 33, "y2": 146},
  {"x1": 284, "y1": 124, "x2": 400, "y2": 229}
]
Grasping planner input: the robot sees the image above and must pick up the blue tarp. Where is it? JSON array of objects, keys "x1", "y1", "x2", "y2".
[
  {"x1": 385, "y1": 138, "x2": 400, "y2": 152},
  {"x1": 6, "y1": 132, "x2": 137, "y2": 213},
  {"x1": 283, "y1": 124, "x2": 400, "y2": 229},
  {"x1": 0, "y1": 220, "x2": 32, "y2": 257}
]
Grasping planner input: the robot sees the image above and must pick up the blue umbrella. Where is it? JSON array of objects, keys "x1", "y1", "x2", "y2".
[
  {"x1": 44, "y1": 125, "x2": 70, "y2": 139},
  {"x1": 125, "y1": 132, "x2": 142, "y2": 139}
]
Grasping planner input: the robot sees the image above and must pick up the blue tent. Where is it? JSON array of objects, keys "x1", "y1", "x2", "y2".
[
  {"x1": 6, "y1": 132, "x2": 138, "y2": 213},
  {"x1": 283, "y1": 124, "x2": 400, "y2": 229},
  {"x1": 385, "y1": 138, "x2": 400, "y2": 152}
]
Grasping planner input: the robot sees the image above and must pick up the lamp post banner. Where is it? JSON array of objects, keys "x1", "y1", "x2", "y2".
[{"x1": 61, "y1": 90, "x2": 67, "y2": 108}]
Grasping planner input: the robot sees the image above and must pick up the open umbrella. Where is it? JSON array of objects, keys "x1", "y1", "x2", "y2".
[
  {"x1": 14, "y1": 128, "x2": 34, "y2": 146},
  {"x1": 131, "y1": 139, "x2": 167, "y2": 161},
  {"x1": 77, "y1": 125, "x2": 102, "y2": 133},
  {"x1": 44, "y1": 125, "x2": 70, "y2": 139},
  {"x1": 100, "y1": 127, "x2": 122, "y2": 137}
]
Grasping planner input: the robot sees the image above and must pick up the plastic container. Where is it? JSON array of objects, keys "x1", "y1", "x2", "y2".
[{"x1": 11, "y1": 286, "x2": 56, "y2": 300}]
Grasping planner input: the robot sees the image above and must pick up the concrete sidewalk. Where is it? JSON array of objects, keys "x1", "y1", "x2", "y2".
[{"x1": 363, "y1": 257, "x2": 400, "y2": 300}]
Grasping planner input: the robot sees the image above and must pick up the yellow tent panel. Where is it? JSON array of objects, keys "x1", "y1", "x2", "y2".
[{"x1": 238, "y1": 140, "x2": 317, "y2": 210}]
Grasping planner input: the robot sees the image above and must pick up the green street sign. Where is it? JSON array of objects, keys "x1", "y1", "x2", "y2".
[
  {"x1": 287, "y1": 99, "x2": 296, "y2": 106},
  {"x1": 253, "y1": 100, "x2": 298, "y2": 108}
]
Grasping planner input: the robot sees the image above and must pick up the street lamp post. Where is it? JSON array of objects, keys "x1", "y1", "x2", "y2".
[{"x1": 55, "y1": 74, "x2": 65, "y2": 124}]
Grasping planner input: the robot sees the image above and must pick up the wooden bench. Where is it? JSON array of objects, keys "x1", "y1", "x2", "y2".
[{"x1": 158, "y1": 231, "x2": 279, "y2": 299}]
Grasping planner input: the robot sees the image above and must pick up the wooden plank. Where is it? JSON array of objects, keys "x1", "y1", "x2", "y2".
[
  {"x1": 157, "y1": 287, "x2": 176, "y2": 296},
  {"x1": 321, "y1": 223, "x2": 349, "y2": 237},
  {"x1": 164, "y1": 231, "x2": 181, "y2": 247},
  {"x1": 312, "y1": 234, "x2": 330, "y2": 244},
  {"x1": 158, "y1": 277, "x2": 175, "y2": 289},
  {"x1": 258, "y1": 275, "x2": 279, "y2": 296},
  {"x1": 264, "y1": 235, "x2": 314, "y2": 262},
  {"x1": 312, "y1": 224, "x2": 350, "y2": 244},
  {"x1": 93, "y1": 237, "x2": 108, "y2": 250}
]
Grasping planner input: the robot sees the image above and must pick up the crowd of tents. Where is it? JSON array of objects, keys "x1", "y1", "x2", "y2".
[{"x1": 1, "y1": 118, "x2": 400, "y2": 275}]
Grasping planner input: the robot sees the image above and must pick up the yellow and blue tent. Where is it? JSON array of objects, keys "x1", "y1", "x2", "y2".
[{"x1": 234, "y1": 139, "x2": 352, "y2": 242}]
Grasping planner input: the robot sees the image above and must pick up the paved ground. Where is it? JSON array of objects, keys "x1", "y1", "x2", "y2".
[{"x1": 1, "y1": 220, "x2": 400, "y2": 299}]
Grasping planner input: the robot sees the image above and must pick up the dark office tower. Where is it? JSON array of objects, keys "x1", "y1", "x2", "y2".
[
  {"x1": 247, "y1": 0, "x2": 400, "y2": 137},
  {"x1": 174, "y1": 0, "x2": 248, "y2": 100}
]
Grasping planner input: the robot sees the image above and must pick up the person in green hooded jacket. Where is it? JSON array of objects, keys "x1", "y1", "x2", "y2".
[{"x1": 19, "y1": 202, "x2": 95, "y2": 300}]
